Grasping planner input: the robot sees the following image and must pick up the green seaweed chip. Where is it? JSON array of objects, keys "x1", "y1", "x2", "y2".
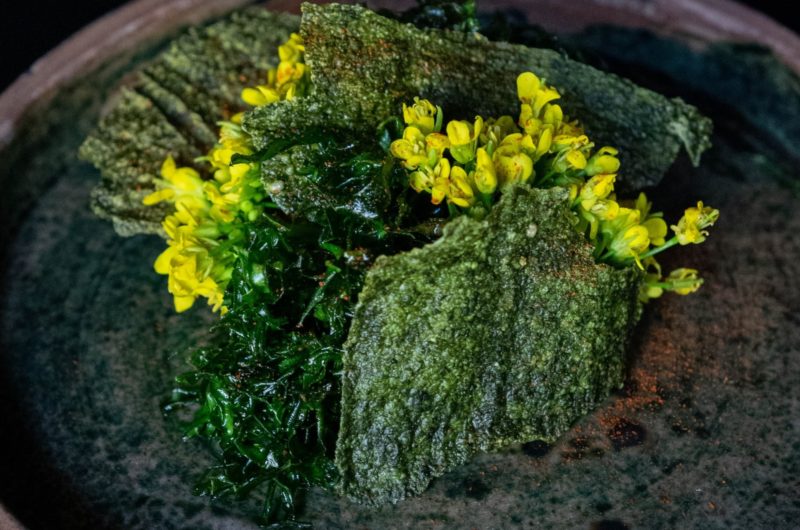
[
  {"x1": 79, "y1": 8, "x2": 300, "y2": 236},
  {"x1": 244, "y1": 3, "x2": 711, "y2": 192},
  {"x1": 81, "y1": 3, "x2": 711, "y2": 236},
  {"x1": 337, "y1": 186, "x2": 642, "y2": 504}
]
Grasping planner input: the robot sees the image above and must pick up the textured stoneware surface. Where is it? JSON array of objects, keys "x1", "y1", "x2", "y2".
[{"x1": 1, "y1": 1, "x2": 800, "y2": 529}]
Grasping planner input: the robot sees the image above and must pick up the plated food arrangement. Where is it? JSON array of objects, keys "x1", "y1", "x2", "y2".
[
  {"x1": 10, "y1": 0, "x2": 800, "y2": 529},
  {"x1": 79, "y1": 1, "x2": 718, "y2": 524}
]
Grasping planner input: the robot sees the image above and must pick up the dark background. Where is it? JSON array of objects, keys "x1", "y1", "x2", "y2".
[{"x1": 0, "y1": 1, "x2": 797, "y2": 93}]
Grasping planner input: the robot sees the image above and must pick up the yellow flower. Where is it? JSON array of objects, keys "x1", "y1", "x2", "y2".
[
  {"x1": 641, "y1": 265, "x2": 702, "y2": 301},
  {"x1": 447, "y1": 166, "x2": 475, "y2": 208},
  {"x1": 409, "y1": 168, "x2": 434, "y2": 193},
  {"x1": 208, "y1": 146, "x2": 241, "y2": 169},
  {"x1": 639, "y1": 257, "x2": 665, "y2": 302},
  {"x1": 579, "y1": 197, "x2": 620, "y2": 240},
  {"x1": 667, "y1": 268, "x2": 703, "y2": 295},
  {"x1": 493, "y1": 144, "x2": 533, "y2": 186},
  {"x1": 625, "y1": 192, "x2": 667, "y2": 246},
  {"x1": 542, "y1": 104, "x2": 563, "y2": 128},
  {"x1": 611, "y1": 225, "x2": 650, "y2": 263},
  {"x1": 642, "y1": 217, "x2": 668, "y2": 247},
  {"x1": 217, "y1": 120, "x2": 254, "y2": 156},
  {"x1": 589, "y1": 199, "x2": 620, "y2": 221},
  {"x1": 579, "y1": 174, "x2": 616, "y2": 211},
  {"x1": 409, "y1": 158, "x2": 452, "y2": 202},
  {"x1": 480, "y1": 115, "x2": 518, "y2": 147},
  {"x1": 215, "y1": 162, "x2": 251, "y2": 190},
  {"x1": 565, "y1": 149, "x2": 587, "y2": 170},
  {"x1": 162, "y1": 246, "x2": 228, "y2": 313},
  {"x1": 390, "y1": 126, "x2": 429, "y2": 169},
  {"x1": 426, "y1": 133, "x2": 450, "y2": 160},
  {"x1": 517, "y1": 72, "x2": 562, "y2": 141},
  {"x1": 600, "y1": 207, "x2": 650, "y2": 266},
  {"x1": 516, "y1": 72, "x2": 561, "y2": 114},
  {"x1": 241, "y1": 33, "x2": 307, "y2": 107},
  {"x1": 429, "y1": 158, "x2": 451, "y2": 205},
  {"x1": 553, "y1": 134, "x2": 590, "y2": 151},
  {"x1": 473, "y1": 147, "x2": 497, "y2": 195},
  {"x1": 632, "y1": 191, "x2": 653, "y2": 219},
  {"x1": 671, "y1": 201, "x2": 720, "y2": 245},
  {"x1": 498, "y1": 132, "x2": 535, "y2": 152},
  {"x1": 276, "y1": 61, "x2": 305, "y2": 87},
  {"x1": 535, "y1": 127, "x2": 553, "y2": 159},
  {"x1": 446, "y1": 116, "x2": 483, "y2": 164},
  {"x1": 143, "y1": 156, "x2": 207, "y2": 213},
  {"x1": 517, "y1": 72, "x2": 542, "y2": 104},
  {"x1": 242, "y1": 85, "x2": 280, "y2": 107},
  {"x1": 278, "y1": 33, "x2": 304, "y2": 64},
  {"x1": 402, "y1": 97, "x2": 441, "y2": 135},
  {"x1": 585, "y1": 146, "x2": 620, "y2": 176}
]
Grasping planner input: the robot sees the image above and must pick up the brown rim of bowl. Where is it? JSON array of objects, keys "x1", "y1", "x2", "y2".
[
  {"x1": 0, "y1": 502, "x2": 24, "y2": 530},
  {"x1": 1, "y1": 0, "x2": 799, "y2": 150},
  {"x1": 0, "y1": 0, "x2": 252, "y2": 150}
]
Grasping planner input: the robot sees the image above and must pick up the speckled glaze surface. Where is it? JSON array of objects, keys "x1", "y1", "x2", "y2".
[{"x1": 1, "y1": 1, "x2": 800, "y2": 529}]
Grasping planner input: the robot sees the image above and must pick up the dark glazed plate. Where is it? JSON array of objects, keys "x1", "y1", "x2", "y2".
[{"x1": 2, "y1": 1, "x2": 800, "y2": 528}]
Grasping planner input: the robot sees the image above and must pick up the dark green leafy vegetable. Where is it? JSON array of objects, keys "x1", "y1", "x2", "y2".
[
  {"x1": 392, "y1": 0, "x2": 478, "y2": 32},
  {"x1": 337, "y1": 186, "x2": 642, "y2": 504},
  {"x1": 165, "y1": 215, "x2": 348, "y2": 524}
]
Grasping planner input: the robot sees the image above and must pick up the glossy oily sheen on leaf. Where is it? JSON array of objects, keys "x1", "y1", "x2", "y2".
[{"x1": 337, "y1": 186, "x2": 642, "y2": 505}]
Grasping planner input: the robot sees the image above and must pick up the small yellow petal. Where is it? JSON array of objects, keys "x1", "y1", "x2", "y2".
[
  {"x1": 446, "y1": 120, "x2": 472, "y2": 146},
  {"x1": 536, "y1": 127, "x2": 553, "y2": 158},
  {"x1": 142, "y1": 188, "x2": 175, "y2": 206},
  {"x1": 174, "y1": 295, "x2": 196, "y2": 313},
  {"x1": 154, "y1": 246, "x2": 177, "y2": 275},
  {"x1": 161, "y1": 155, "x2": 176, "y2": 179},
  {"x1": 566, "y1": 150, "x2": 587, "y2": 169},
  {"x1": 517, "y1": 72, "x2": 541, "y2": 103}
]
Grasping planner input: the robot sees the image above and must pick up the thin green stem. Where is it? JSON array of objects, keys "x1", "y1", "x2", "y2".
[
  {"x1": 646, "y1": 278, "x2": 702, "y2": 290},
  {"x1": 639, "y1": 237, "x2": 679, "y2": 259}
]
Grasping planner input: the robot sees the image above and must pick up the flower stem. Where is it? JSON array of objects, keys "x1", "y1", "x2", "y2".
[{"x1": 639, "y1": 237, "x2": 679, "y2": 259}]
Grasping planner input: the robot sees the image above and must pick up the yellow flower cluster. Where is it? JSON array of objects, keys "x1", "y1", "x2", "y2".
[
  {"x1": 143, "y1": 34, "x2": 307, "y2": 313},
  {"x1": 391, "y1": 73, "x2": 604, "y2": 210},
  {"x1": 569, "y1": 168, "x2": 719, "y2": 301},
  {"x1": 143, "y1": 117, "x2": 262, "y2": 314},
  {"x1": 391, "y1": 71, "x2": 720, "y2": 301},
  {"x1": 241, "y1": 33, "x2": 308, "y2": 106}
]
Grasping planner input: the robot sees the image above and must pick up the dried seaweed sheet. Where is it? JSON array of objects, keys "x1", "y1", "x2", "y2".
[
  {"x1": 79, "y1": 8, "x2": 300, "y2": 236},
  {"x1": 81, "y1": 4, "x2": 711, "y2": 236},
  {"x1": 244, "y1": 3, "x2": 712, "y2": 192},
  {"x1": 337, "y1": 186, "x2": 642, "y2": 504}
]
